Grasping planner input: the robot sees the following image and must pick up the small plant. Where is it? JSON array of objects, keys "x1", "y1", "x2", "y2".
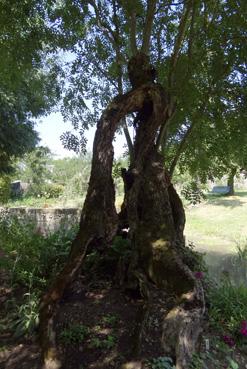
[
  {"x1": 189, "y1": 353, "x2": 204, "y2": 369},
  {"x1": 10, "y1": 292, "x2": 39, "y2": 337},
  {"x1": 181, "y1": 181, "x2": 206, "y2": 205},
  {"x1": 110, "y1": 236, "x2": 131, "y2": 257},
  {"x1": 89, "y1": 337, "x2": 102, "y2": 349},
  {"x1": 149, "y1": 356, "x2": 175, "y2": 369},
  {"x1": 89, "y1": 334, "x2": 117, "y2": 350},
  {"x1": 226, "y1": 358, "x2": 239, "y2": 369},
  {"x1": 102, "y1": 314, "x2": 118, "y2": 326},
  {"x1": 181, "y1": 242, "x2": 207, "y2": 274},
  {"x1": 60, "y1": 324, "x2": 89, "y2": 345},
  {"x1": 0, "y1": 214, "x2": 76, "y2": 289},
  {"x1": 103, "y1": 334, "x2": 116, "y2": 349},
  {"x1": 208, "y1": 279, "x2": 247, "y2": 340}
]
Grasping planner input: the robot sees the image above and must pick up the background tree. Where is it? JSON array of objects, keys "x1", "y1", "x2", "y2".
[{"x1": 0, "y1": 0, "x2": 63, "y2": 173}]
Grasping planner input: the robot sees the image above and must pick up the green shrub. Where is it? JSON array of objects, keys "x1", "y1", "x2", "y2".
[
  {"x1": 60, "y1": 324, "x2": 89, "y2": 345},
  {"x1": 41, "y1": 183, "x2": 64, "y2": 198},
  {"x1": 0, "y1": 176, "x2": 11, "y2": 204},
  {"x1": 181, "y1": 182, "x2": 206, "y2": 205},
  {"x1": 181, "y1": 242, "x2": 207, "y2": 273},
  {"x1": 10, "y1": 292, "x2": 39, "y2": 337},
  {"x1": 149, "y1": 356, "x2": 175, "y2": 369},
  {"x1": 25, "y1": 183, "x2": 64, "y2": 199},
  {"x1": 0, "y1": 213, "x2": 77, "y2": 289},
  {"x1": 209, "y1": 279, "x2": 247, "y2": 338}
]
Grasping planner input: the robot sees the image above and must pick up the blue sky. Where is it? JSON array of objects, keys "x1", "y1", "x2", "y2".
[{"x1": 36, "y1": 112, "x2": 131, "y2": 159}]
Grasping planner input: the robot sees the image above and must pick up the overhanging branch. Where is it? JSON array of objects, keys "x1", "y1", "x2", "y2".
[
  {"x1": 168, "y1": 0, "x2": 193, "y2": 90},
  {"x1": 141, "y1": 0, "x2": 157, "y2": 55}
]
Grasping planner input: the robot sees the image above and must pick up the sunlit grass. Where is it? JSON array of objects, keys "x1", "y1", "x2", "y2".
[{"x1": 185, "y1": 190, "x2": 247, "y2": 254}]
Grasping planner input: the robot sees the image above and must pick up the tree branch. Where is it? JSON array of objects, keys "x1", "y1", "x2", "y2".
[
  {"x1": 90, "y1": 58, "x2": 118, "y2": 90},
  {"x1": 112, "y1": 0, "x2": 134, "y2": 161},
  {"x1": 168, "y1": 0, "x2": 193, "y2": 90},
  {"x1": 187, "y1": 0, "x2": 196, "y2": 75},
  {"x1": 89, "y1": 0, "x2": 116, "y2": 45},
  {"x1": 169, "y1": 120, "x2": 196, "y2": 177},
  {"x1": 130, "y1": 9, "x2": 138, "y2": 56},
  {"x1": 141, "y1": 0, "x2": 157, "y2": 55},
  {"x1": 156, "y1": 109, "x2": 176, "y2": 150}
]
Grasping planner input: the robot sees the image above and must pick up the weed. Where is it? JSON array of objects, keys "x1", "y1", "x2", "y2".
[
  {"x1": 110, "y1": 236, "x2": 131, "y2": 258},
  {"x1": 189, "y1": 353, "x2": 204, "y2": 369},
  {"x1": 226, "y1": 358, "x2": 239, "y2": 369},
  {"x1": 60, "y1": 324, "x2": 89, "y2": 345},
  {"x1": 89, "y1": 334, "x2": 117, "y2": 350},
  {"x1": 149, "y1": 356, "x2": 175, "y2": 369},
  {"x1": 103, "y1": 334, "x2": 116, "y2": 349},
  {"x1": 89, "y1": 337, "x2": 102, "y2": 349},
  {"x1": 10, "y1": 292, "x2": 39, "y2": 337},
  {"x1": 180, "y1": 242, "x2": 207, "y2": 274},
  {"x1": 208, "y1": 279, "x2": 247, "y2": 339},
  {"x1": 0, "y1": 213, "x2": 76, "y2": 289},
  {"x1": 102, "y1": 314, "x2": 118, "y2": 326}
]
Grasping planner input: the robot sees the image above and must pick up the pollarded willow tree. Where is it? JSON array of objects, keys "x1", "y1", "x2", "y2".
[{"x1": 39, "y1": 1, "x2": 246, "y2": 368}]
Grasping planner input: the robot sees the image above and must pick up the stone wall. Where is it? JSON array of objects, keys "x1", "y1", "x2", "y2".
[{"x1": 0, "y1": 207, "x2": 81, "y2": 235}]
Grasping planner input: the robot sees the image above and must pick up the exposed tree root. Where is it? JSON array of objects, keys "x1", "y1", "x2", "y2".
[{"x1": 162, "y1": 279, "x2": 205, "y2": 369}]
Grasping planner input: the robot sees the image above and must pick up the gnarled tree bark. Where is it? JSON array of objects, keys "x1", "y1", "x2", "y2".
[{"x1": 39, "y1": 53, "x2": 205, "y2": 369}]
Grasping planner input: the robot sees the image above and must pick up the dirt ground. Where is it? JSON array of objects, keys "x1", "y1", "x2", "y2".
[{"x1": 0, "y1": 253, "x2": 247, "y2": 369}]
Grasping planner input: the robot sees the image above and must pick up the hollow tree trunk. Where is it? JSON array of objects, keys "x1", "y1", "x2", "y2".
[{"x1": 39, "y1": 53, "x2": 205, "y2": 369}]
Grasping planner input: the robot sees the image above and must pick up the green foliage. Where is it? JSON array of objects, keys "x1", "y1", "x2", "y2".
[
  {"x1": 208, "y1": 280, "x2": 247, "y2": 337},
  {"x1": 181, "y1": 182, "x2": 206, "y2": 205},
  {"x1": 149, "y1": 356, "x2": 175, "y2": 369},
  {"x1": 102, "y1": 314, "x2": 118, "y2": 326},
  {"x1": 18, "y1": 146, "x2": 51, "y2": 196},
  {"x1": 0, "y1": 213, "x2": 76, "y2": 289},
  {"x1": 89, "y1": 334, "x2": 116, "y2": 350},
  {"x1": 189, "y1": 353, "x2": 204, "y2": 369},
  {"x1": 60, "y1": 324, "x2": 89, "y2": 345},
  {"x1": 0, "y1": 175, "x2": 11, "y2": 204},
  {"x1": 110, "y1": 236, "x2": 131, "y2": 258},
  {"x1": 181, "y1": 242, "x2": 207, "y2": 274},
  {"x1": 10, "y1": 292, "x2": 39, "y2": 337},
  {"x1": 38, "y1": 183, "x2": 64, "y2": 199}
]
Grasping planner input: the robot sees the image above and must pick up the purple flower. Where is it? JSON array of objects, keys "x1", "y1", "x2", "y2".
[
  {"x1": 223, "y1": 335, "x2": 235, "y2": 347},
  {"x1": 240, "y1": 328, "x2": 247, "y2": 336},
  {"x1": 194, "y1": 271, "x2": 204, "y2": 279},
  {"x1": 241, "y1": 320, "x2": 247, "y2": 329},
  {"x1": 240, "y1": 321, "x2": 247, "y2": 336}
]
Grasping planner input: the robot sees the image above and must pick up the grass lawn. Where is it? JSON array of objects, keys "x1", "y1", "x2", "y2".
[
  {"x1": 185, "y1": 190, "x2": 247, "y2": 253},
  {"x1": 185, "y1": 190, "x2": 247, "y2": 282}
]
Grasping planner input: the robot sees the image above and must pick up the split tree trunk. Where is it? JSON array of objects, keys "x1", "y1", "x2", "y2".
[{"x1": 39, "y1": 53, "x2": 205, "y2": 369}]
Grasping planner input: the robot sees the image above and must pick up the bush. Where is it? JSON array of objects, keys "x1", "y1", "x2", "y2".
[
  {"x1": 0, "y1": 212, "x2": 77, "y2": 289},
  {"x1": 25, "y1": 183, "x2": 64, "y2": 199},
  {"x1": 181, "y1": 181, "x2": 206, "y2": 205},
  {"x1": 181, "y1": 242, "x2": 207, "y2": 273},
  {"x1": 41, "y1": 183, "x2": 64, "y2": 198},
  {"x1": 0, "y1": 175, "x2": 11, "y2": 204}
]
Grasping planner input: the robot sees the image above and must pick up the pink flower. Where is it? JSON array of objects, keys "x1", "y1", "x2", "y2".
[
  {"x1": 223, "y1": 335, "x2": 235, "y2": 347},
  {"x1": 194, "y1": 271, "x2": 204, "y2": 279},
  {"x1": 241, "y1": 320, "x2": 247, "y2": 328},
  {"x1": 240, "y1": 321, "x2": 247, "y2": 336},
  {"x1": 240, "y1": 328, "x2": 247, "y2": 336}
]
